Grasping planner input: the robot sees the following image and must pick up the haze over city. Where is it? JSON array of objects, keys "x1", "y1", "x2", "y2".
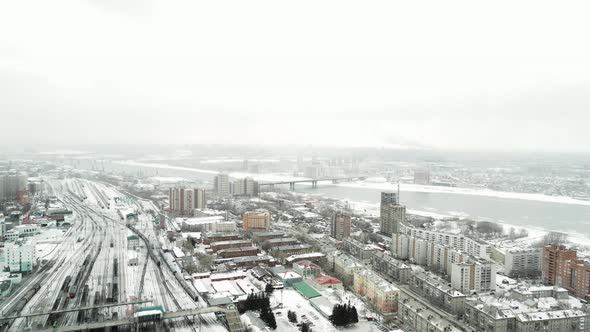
[{"x1": 3, "y1": 1, "x2": 590, "y2": 151}]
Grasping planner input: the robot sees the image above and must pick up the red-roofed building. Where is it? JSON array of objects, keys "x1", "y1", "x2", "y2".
[
  {"x1": 310, "y1": 274, "x2": 343, "y2": 290},
  {"x1": 292, "y1": 260, "x2": 322, "y2": 279}
]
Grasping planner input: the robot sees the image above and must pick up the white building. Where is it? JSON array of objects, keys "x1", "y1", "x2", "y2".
[
  {"x1": 4, "y1": 225, "x2": 40, "y2": 242},
  {"x1": 213, "y1": 174, "x2": 230, "y2": 197},
  {"x1": 504, "y1": 248, "x2": 542, "y2": 278},
  {"x1": 214, "y1": 221, "x2": 237, "y2": 233},
  {"x1": 425, "y1": 241, "x2": 469, "y2": 276},
  {"x1": 397, "y1": 223, "x2": 491, "y2": 259},
  {"x1": 409, "y1": 238, "x2": 428, "y2": 265},
  {"x1": 231, "y1": 177, "x2": 257, "y2": 196},
  {"x1": 127, "y1": 235, "x2": 140, "y2": 250},
  {"x1": 179, "y1": 216, "x2": 230, "y2": 232},
  {"x1": 393, "y1": 233, "x2": 410, "y2": 260},
  {"x1": 169, "y1": 187, "x2": 206, "y2": 216},
  {"x1": 451, "y1": 259, "x2": 496, "y2": 294},
  {"x1": 4, "y1": 240, "x2": 35, "y2": 272}
]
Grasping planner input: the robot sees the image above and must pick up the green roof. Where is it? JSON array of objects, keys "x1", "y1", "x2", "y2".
[
  {"x1": 136, "y1": 305, "x2": 164, "y2": 313},
  {"x1": 292, "y1": 281, "x2": 321, "y2": 299},
  {"x1": 127, "y1": 235, "x2": 139, "y2": 240}
]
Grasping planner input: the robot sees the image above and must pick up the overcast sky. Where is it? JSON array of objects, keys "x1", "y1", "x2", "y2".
[{"x1": 2, "y1": 1, "x2": 590, "y2": 152}]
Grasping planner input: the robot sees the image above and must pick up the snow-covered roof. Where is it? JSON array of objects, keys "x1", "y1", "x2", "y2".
[
  {"x1": 278, "y1": 271, "x2": 302, "y2": 280},
  {"x1": 286, "y1": 252, "x2": 325, "y2": 263},
  {"x1": 293, "y1": 260, "x2": 320, "y2": 268},
  {"x1": 178, "y1": 216, "x2": 225, "y2": 225},
  {"x1": 172, "y1": 247, "x2": 185, "y2": 258}
]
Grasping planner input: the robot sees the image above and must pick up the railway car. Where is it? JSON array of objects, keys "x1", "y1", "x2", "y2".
[
  {"x1": 174, "y1": 272, "x2": 199, "y2": 301},
  {"x1": 80, "y1": 285, "x2": 89, "y2": 304},
  {"x1": 68, "y1": 285, "x2": 78, "y2": 298},
  {"x1": 61, "y1": 276, "x2": 72, "y2": 292},
  {"x1": 91, "y1": 291, "x2": 100, "y2": 321},
  {"x1": 8, "y1": 282, "x2": 42, "y2": 316},
  {"x1": 106, "y1": 282, "x2": 114, "y2": 303},
  {"x1": 113, "y1": 258, "x2": 118, "y2": 277},
  {"x1": 111, "y1": 279, "x2": 119, "y2": 302}
]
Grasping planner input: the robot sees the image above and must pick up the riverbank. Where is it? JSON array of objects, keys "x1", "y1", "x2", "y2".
[{"x1": 106, "y1": 160, "x2": 590, "y2": 238}]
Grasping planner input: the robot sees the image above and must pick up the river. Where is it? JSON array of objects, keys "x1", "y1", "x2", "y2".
[{"x1": 75, "y1": 159, "x2": 590, "y2": 236}]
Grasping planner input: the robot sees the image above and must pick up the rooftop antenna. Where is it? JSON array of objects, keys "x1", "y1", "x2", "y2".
[{"x1": 397, "y1": 180, "x2": 400, "y2": 204}]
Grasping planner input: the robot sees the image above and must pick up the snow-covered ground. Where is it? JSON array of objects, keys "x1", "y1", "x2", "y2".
[
  {"x1": 34, "y1": 228, "x2": 68, "y2": 260},
  {"x1": 252, "y1": 288, "x2": 374, "y2": 332}
]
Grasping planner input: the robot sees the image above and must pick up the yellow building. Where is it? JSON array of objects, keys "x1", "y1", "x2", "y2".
[
  {"x1": 243, "y1": 209, "x2": 271, "y2": 231},
  {"x1": 353, "y1": 269, "x2": 399, "y2": 315}
]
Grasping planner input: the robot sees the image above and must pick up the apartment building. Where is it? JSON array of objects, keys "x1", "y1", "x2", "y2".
[
  {"x1": 504, "y1": 248, "x2": 542, "y2": 278},
  {"x1": 398, "y1": 222, "x2": 491, "y2": 259},
  {"x1": 542, "y1": 244, "x2": 576, "y2": 286},
  {"x1": 451, "y1": 259, "x2": 496, "y2": 294},
  {"x1": 563, "y1": 258, "x2": 590, "y2": 300},
  {"x1": 342, "y1": 238, "x2": 379, "y2": 262},
  {"x1": 330, "y1": 213, "x2": 351, "y2": 241},
  {"x1": 510, "y1": 285, "x2": 569, "y2": 302},
  {"x1": 370, "y1": 251, "x2": 411, "y2": 284},
  {"x1": 213, "y1": 174, "x2": 230, "y2": 197},
  {"x1": 169, "y1": 187, "x2": 206, "y2": 216},
  {"x1": 0, "y1": 172, "x2": 28, "y2": 204},
  {"x1": 242, "y1": 210, "x2": 271, "y2": 232},
  {"x1": 515, "y1": 310, "x2": 589, "y2": 331},
  {"x1": 380, "y1": 192, "x2": 406, "y2": 236},
  {"x1": 464, "y1": 297, "x2": 518, "y2": 332},
  {"x1": 326, "y1": 250, "x2": 363, "y2": 286},
  {"x1": 409, "y1": 271, "x2": 466, "y2": 316},
  {"x1": 353, "y1": 269, "x2": 400, "y2": 315},
  {"x1": 4, "y1": 240, "x2": 35, "y2": 273},
  {"x1": 464, "y1": 291, "x2": 589, "y2": 332},
  {"x1": 398, "y1": 293, "x2": 462, "y2": 332},
  {"x1": 396, "y1": 232, "x2": 470, "y2": 277},
  {"x1": 231, "y1": 177, "x2": 258, "y2": 196}
]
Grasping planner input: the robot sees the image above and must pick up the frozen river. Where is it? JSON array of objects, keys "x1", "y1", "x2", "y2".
[{"x1": 75, "y1": 159, "x2": 590, "y2": 236}]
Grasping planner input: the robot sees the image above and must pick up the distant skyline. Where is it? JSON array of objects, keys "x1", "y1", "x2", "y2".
[{"x1": 2, "y1": 1, "x2": 590, "y2": 152}]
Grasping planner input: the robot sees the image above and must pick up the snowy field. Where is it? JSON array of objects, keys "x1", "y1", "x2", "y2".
[{"x1": 239, "y1": 288, "x2": 375, "y2": 332}]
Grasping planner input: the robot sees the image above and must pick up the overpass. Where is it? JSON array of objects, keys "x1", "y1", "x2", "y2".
[
  {"x1": 0, "y1": 301, "x2": 151, "y2": 324},
  {"x1": 1, "y1": 303, "x2": 244, "y2": 332},
  {"x1": 258, "y1": 176, "x2": 367, "y2": 190}
]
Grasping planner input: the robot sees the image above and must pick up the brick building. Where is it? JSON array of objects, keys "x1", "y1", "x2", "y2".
[
  {"x1": 217, "y1": 246, "x2": 260, "y2": 258},
  {"x1": 542, "y1": 244, "x2": 577, "y2": 286}
]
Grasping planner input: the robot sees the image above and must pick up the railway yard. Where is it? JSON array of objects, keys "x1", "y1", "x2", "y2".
[{"x1": 0, "y1": 178, "x2": 228, "y2": 332}]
